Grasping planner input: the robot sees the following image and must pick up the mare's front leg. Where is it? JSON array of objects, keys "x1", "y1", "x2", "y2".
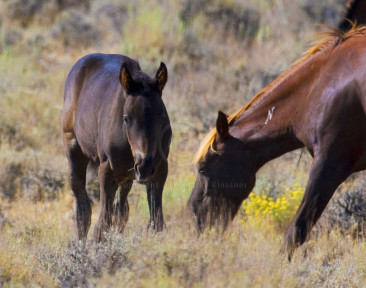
[
  {"x1": 113, "y1": 180, "x2": 133, "y2": 233},
  {"x1": 283, "y1": 82, "x2": 366, "y2": 259},
  {"x1": 146, "y1": 165, "x2": 168, "y2": 232},
  {"x1": 283, "y1": 155, "x2": 352, "y2": 260},
  {"x1": 94, "y1": 161, "x2": 118, "y2": 242}
]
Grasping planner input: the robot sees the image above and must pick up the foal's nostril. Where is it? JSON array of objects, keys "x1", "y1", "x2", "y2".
[
  {"x1": 135, "y1": 153, "x2": 143, "y2": 165},
  {"x1": 133, "y1": 154, "x2": 154, "y2": 181}
]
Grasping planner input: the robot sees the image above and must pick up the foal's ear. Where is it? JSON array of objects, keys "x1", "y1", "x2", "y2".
[
  {"x1": 216, "y1": 111, "x2": 229, "y2": 141},
  {"x1": 155, "y1": 62, "x2": 168, "y2": 93},
  {"x1": 120, "y1": 63, "x2": 135, "y2": 94}
]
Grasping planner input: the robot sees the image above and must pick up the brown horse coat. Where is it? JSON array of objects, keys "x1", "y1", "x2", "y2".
[
  {"x1": 62, "y1": 53, "x2": 171, "y2": 241},
  {"x1": 189, "y1": 26, "x2": 366, "y2": 260}
]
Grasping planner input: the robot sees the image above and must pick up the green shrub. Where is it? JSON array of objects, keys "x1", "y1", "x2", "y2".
[
  {"x1": 316, "y1": 189, "x2": 366, "y2": 239},
  {"x1": 51, "y1": 10, "x2": 100, "y2": 48}
]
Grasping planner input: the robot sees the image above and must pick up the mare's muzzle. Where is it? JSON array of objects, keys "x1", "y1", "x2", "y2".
[{"x1": 134, "y1": 154, "x2": 154, "y2": 181}]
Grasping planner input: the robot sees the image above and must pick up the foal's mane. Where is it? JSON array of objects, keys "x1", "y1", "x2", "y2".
[{"x1": 193, "y1": 24, "x2": 366, "y2": 163}]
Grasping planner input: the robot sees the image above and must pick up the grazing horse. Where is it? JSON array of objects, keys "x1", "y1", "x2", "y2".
[
  {"x1": 62, "y1": 53, "x2": 171, "y2": 241},
  {"x1": 339, "y1": 0, "x2": 366, "y2": 31},
  {"x1": 189, "y1": 25, "x2": 366, "y2": 260}
]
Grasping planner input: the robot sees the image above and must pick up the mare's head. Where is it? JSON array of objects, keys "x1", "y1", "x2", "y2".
[
  {"x1": 120, "y1": 62, "x2": 169, "y2": 182},
  {"x1": 189, "y1": 112, "x2": 256, "y2": 231}
]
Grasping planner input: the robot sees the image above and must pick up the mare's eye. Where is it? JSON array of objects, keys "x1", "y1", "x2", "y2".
[
  {"x1": 123, "y1": 115, "x2": 130, "y2": 124},
  {"x1": 199, "y1": 168, "x2": 207, "y2": 174}
]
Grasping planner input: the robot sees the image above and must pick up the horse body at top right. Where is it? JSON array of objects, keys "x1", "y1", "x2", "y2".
[
  {"x1": 189, "y1": 25, "x2": 366, "y2": 260},
  {"x1": 339, "y1": 0, "x2": 366, "y2": 31}
]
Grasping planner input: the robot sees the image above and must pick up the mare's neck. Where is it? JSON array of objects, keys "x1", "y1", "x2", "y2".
[{"x1": 229, "y1": 70, "x2": 314, "y2": 170}]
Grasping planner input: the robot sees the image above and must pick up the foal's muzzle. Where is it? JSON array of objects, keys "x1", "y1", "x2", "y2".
[{"x1": 134, "y1": 154, "x2": 154, "y2": 181}]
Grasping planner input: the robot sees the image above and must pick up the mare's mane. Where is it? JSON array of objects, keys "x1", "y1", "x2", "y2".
[
  {"x1": 339, "y1": 0, "x2": 362, "y2": 29},
  {"x1": 193, "y1": 24, "x2": 366, "y2": 163}
]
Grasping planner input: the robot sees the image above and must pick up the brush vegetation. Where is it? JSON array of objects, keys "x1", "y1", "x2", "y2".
[{"x1": 1, "y1": 0, "x2": 366, "y2": 287}]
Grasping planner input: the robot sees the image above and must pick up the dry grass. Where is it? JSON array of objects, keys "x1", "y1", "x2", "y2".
[
  {"x1": 1, "y1": 194, "x2": 366, "y2": 287},
  {"x1": 1, "y1": 0, "x2": 365, "y2": 286}
]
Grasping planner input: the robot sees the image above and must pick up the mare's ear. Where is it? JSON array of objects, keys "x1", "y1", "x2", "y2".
[
  {"x1": 155, "y1": 62, "x2": 168, "y2": 93},
  {"x1": 216, "y1": 111, "x2": 229, "y2": 141},
  {"x1": 120, "y1": 63, "x2": 136, "y2": 94}
]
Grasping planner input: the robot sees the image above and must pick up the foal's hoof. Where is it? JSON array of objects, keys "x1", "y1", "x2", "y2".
[
  {"x1": 93, "y1": 224, "x2": 108, "y2": 243},
  {"x1": 146, "y1": 221, "x2": 164, "y2": 233}
]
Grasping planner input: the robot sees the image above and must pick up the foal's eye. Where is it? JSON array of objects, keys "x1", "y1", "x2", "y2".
[{"x1": 123, "y1": 115, "x2": 130, "y2": 124}]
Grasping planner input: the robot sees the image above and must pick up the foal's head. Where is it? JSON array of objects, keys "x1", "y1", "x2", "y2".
[
  {"x1": 189, "y1": 112, "x2": 256, "y2": 231},
  {"x1": 120, "y1": 62, "x2": 169, "y2": 182}
]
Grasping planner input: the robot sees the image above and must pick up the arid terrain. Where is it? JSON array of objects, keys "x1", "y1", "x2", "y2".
[{"x1": 1, "y1": 0, "x2": 366, "y2": 287}]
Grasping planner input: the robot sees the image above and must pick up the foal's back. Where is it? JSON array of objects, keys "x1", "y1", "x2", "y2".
[{"x1": 62, "y1": 53, "x2": 140, "y2": 162}]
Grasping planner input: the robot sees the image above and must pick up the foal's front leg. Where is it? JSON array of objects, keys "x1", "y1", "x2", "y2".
[
  {"x1": 94, "y1": 161, "x2": 118, "y2": 242},
  {"x1": 113, "y1": 180, "x2": 132, "y2": 233},
  {"x1": 146, "y1": 182, "x2": 164, "y2": 231},
  {"x1": 146, "y1": 167, "x2": 168, "y2": 232}
]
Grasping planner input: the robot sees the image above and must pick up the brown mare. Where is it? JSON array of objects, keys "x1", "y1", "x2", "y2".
[
  {"x1": 339, "y1": 0, "x2": 366, "y2": 31},
  {"x1": 189, "y1": 25, "x2": 366, "y2": 260},
  {"x1": 62, "y1": 53, "x2": 171, "y2": 241}
]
